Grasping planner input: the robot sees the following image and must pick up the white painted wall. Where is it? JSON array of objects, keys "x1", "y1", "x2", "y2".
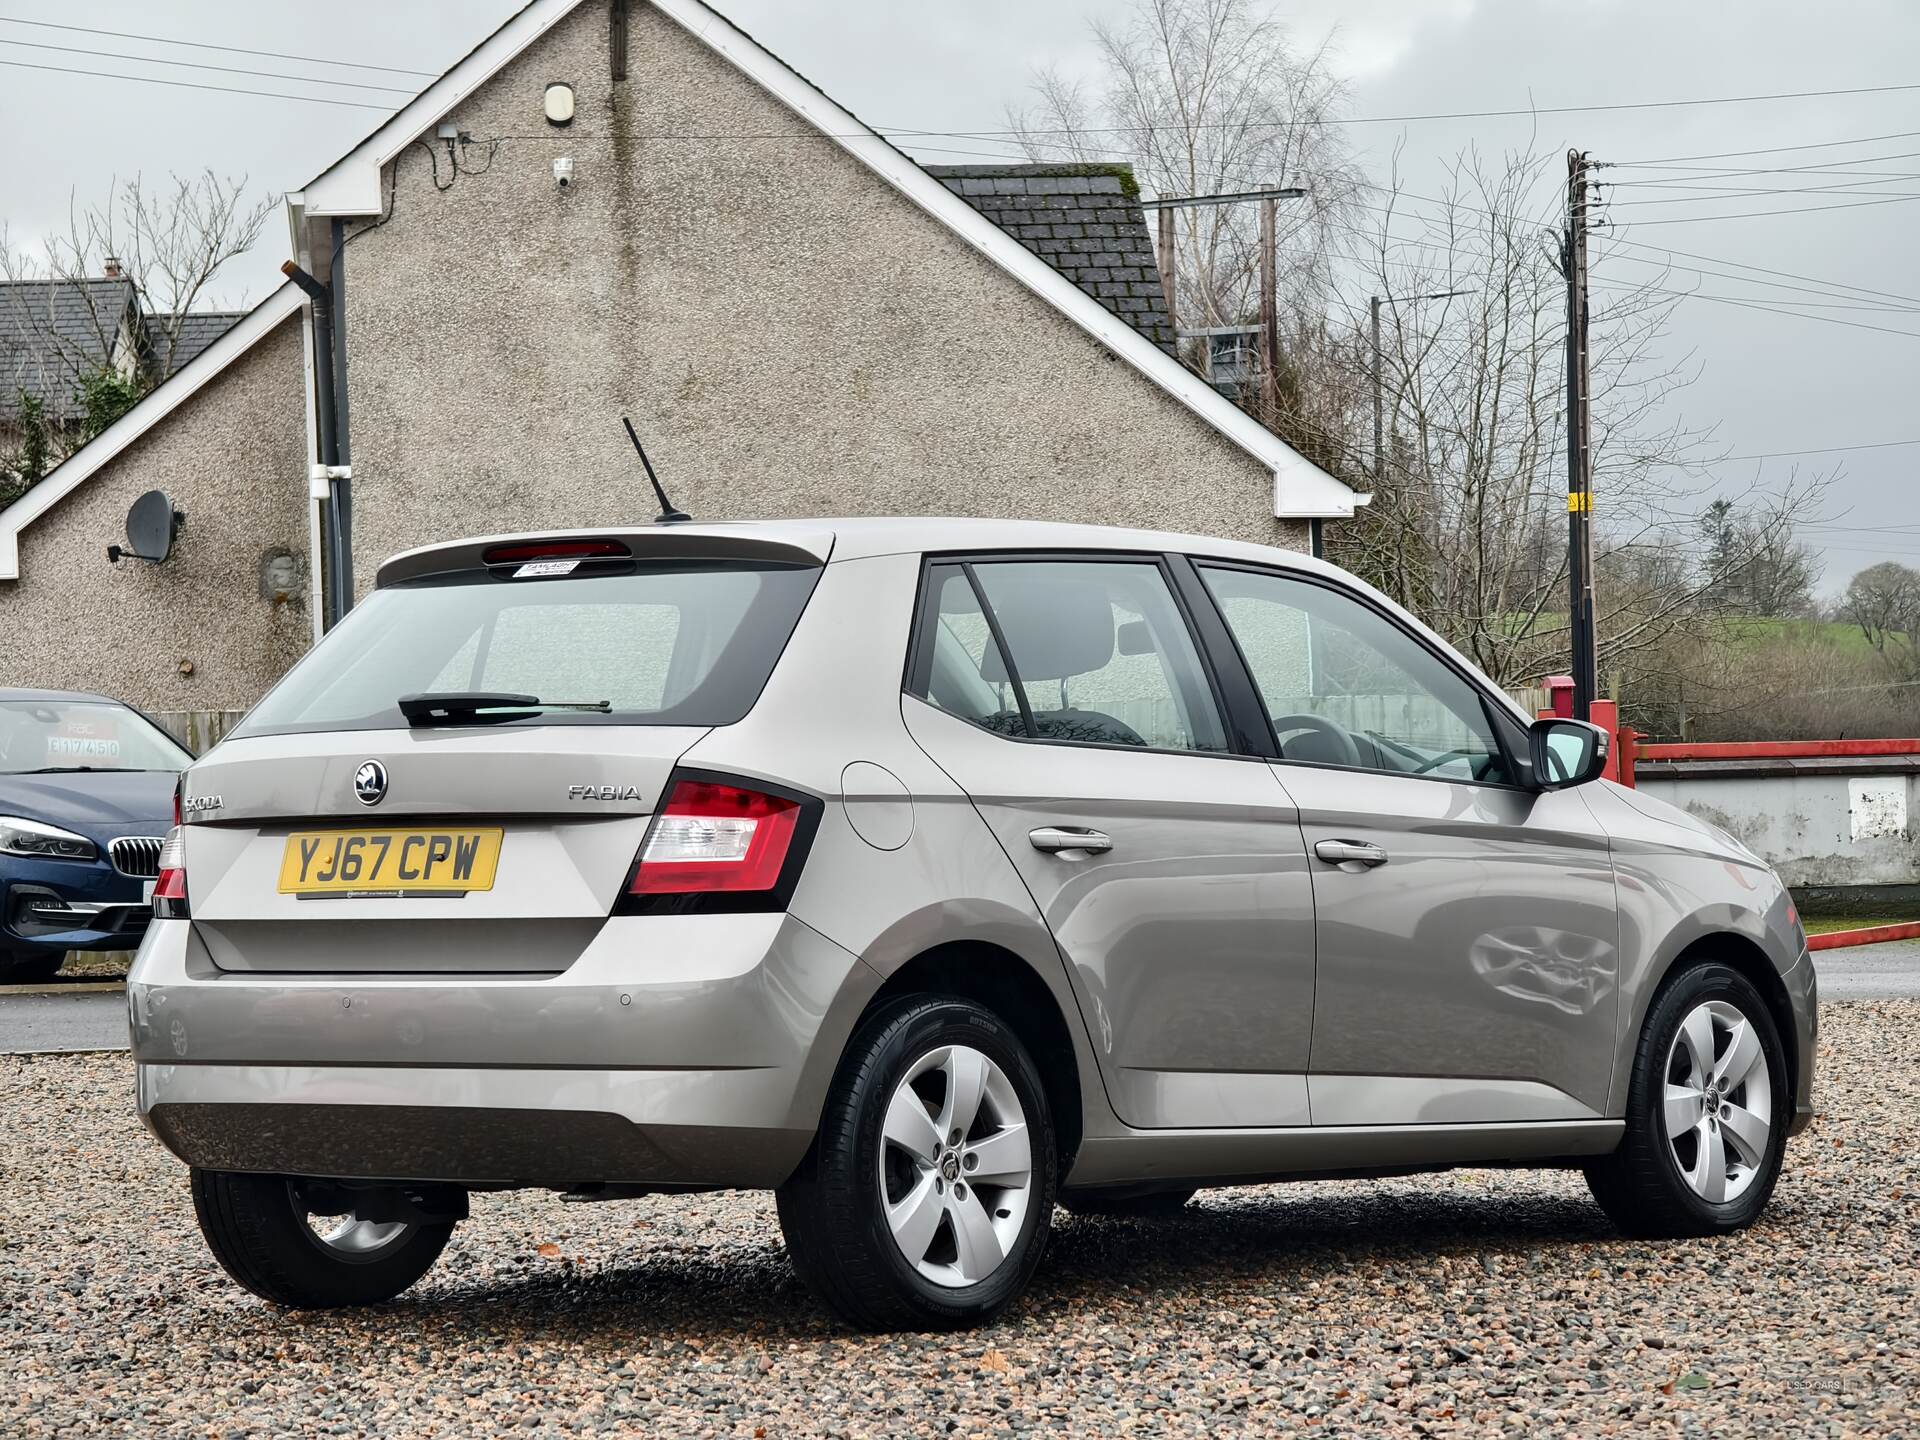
[{"x1": 1636, "y1": 767, "x2": 1920, "y2": 888}]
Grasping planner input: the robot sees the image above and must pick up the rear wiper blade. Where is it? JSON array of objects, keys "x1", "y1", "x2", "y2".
[{"x1": 397, "y1": 692, "x2": 612, "y2": 727}]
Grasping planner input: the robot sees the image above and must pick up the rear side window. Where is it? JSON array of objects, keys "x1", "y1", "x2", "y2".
[
  {"x1": 232, "y1": 563, "x2": 819, "y2": 738},
  {"x1": 912, "y1": 559, "x2": 1227, "y2": 753}
]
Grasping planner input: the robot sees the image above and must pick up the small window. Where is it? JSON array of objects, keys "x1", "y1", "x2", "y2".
[
  {"x1": 914, "y1": 559, "x2": 1226, "y2": 753},
  {"x1": 1200, "y1": 565, "x2": 1509, "y2": 783},
  {"x1": 918, "y1": 569, "x2": 1027, "y2": 738}
]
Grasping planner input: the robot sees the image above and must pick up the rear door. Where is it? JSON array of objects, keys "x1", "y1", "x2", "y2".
[
  {"x1": 901, "y1": 555, "x2": 1316, "y2": 1130},
  {"x1": 1191, "y1": 561, "x2": 1620, "y2": 1125},
  {"x1": 180, "y1": 545, "x2": 820, "y2": 974}
]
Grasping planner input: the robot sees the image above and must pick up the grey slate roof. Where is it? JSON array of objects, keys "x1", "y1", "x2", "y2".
[
  {"x1": 924, "y1": 165, "x2": 1175, "y2": 355},
  {"x1": 0, "y1": 278, "x2": 137, "y2": 423},
  {"x1": 147, "y1": 311, "x2": 246, "y2": 379}
]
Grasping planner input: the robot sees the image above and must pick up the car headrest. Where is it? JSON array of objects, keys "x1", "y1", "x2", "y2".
[{"x1": 979, "y1": 571, "x2": 1115, "y2": 682}]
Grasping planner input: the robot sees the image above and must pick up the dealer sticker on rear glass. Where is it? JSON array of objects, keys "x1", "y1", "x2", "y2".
[{"x1": 513, "y1": 559, "x2": 581, "y2": 578}]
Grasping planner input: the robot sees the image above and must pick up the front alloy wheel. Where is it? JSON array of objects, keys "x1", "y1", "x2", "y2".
[
  {"x1": 1662, "y1": 999, "x2": 1774, "y2": 1204},
  {"x1": 777, "y1": 997, "x2": 1057, "y2": 1330},
  {"x1": 1584, "y1": 961, "x2": 1788, "y2": 1236}
]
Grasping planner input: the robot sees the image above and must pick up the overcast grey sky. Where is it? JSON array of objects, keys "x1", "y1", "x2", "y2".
[{"x1": 2, "y1": 0, "x2": 1914, "y2": 591}]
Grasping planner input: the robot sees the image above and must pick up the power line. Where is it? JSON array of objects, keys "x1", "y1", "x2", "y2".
[
  {"x1": 1692, "y1": 438, "x2": 1920, "y2": 463},
  {"x1": 1600, "y1": 236, "x2": 1920, "y2": 308},
  {"x1": 0, "y1": 14, "x2": 437, "y2": 77},
  {"x1": 1332, "y1": 180, "x2": 1920, "y2": 309},
  {"x1": 891, "y1": 79, "x2": 1920, "y2": 138},
  {"x1": 1612, "y1": 191, "x2": 1920, "y2": 227},
  {"x1": 1609, "y1": 148, "x2": 1920, "y2": 182},
  {"x1": 1592, "y1": 280, "x2": 1920, "y2": 339},
  {"x1": 1613, "y1": 128, "x2": 1920, "y2": 166},
  {"x1": 1601, "y1": 178, "x2": 1920, "y2": 207},
  {"x1": 0, "y1": 37, "x2": 419, "y2": 94},
  {"x1": 0, "y1": 57, "x2": 392, "y2": 108},
  {"x1": 1613, "y1": 288, "x2": 1920, "y2": 315},
  {"x1": 1593, "y1": 250, "x2": 1920, "y2": 311}
]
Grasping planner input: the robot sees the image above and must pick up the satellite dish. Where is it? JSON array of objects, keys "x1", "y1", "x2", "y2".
[{"x1": 107, "y1": 490, "x2": 185, "y2": 565}]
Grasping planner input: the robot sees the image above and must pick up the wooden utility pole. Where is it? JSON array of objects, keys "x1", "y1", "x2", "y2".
[
  {"x1": 1564, "y1": 149, "x2": 1598, "y2": 721},
  {"x1": 1370, "y1": 296, "x2": 1384, "y2": 482},
  {"x1": 1258, "y1": 196, "x2": 1279, "y2": 413}
]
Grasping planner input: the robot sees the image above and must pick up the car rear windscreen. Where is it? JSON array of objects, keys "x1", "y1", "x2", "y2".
[{"x1": 231, "y1": 562, "x2": 821, "y2": 738}]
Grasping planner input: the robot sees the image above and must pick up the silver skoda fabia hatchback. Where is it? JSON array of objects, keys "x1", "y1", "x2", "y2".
[{"x1": 131, "y1": 518, "x2": 1816, "y2": 1330}]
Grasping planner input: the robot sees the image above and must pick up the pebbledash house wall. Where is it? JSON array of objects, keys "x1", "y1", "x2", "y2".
[
  {"x1": 337, "y1": 0, "x2": 1307, "y2": 592},
  {"x1": 0, "y1": 316, "x2": 311, "y2": 708}
]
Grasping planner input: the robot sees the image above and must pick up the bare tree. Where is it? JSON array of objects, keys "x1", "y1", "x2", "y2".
[
  {"x1": 1006, "y1": 0, "x2": 1361, "y2": 330},
  {"x1": 1841, "y1": 561, "x2": 1920, "y2": 677},
  {"x1": 1320, "y1": 146, "x2": 1827, "y2": 695},
  {"x1": 1701, "y1": 497, "x2": 1821, "y2": 618},
  {"x1": 2, "y1": 171, "x2": 271, "y2": 477}
]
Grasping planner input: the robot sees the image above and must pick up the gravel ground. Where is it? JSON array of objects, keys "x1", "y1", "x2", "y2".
[{"x1": 3, "y1": 1002, "x2": 1915, "y2": 1438}]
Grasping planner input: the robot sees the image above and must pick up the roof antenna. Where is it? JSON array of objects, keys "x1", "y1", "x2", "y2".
[{"x1": 622, "y1": 415, "x2": 691, "y2": 523}]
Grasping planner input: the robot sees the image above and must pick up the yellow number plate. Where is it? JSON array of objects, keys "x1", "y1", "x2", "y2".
[{"x1": 278, "y1": 828, "x2": 503, "y2": 895}]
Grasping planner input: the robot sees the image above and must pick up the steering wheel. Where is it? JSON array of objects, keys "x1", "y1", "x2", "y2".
[
  {"x1": 1269, "y1": 714, "x2": 1361, "y2": 768},
  {"x1": 1409, "y1": 747, "x2": 1480, "y2": 777}
]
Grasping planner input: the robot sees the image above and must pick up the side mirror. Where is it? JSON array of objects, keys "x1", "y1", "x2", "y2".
[{"x1": 1529, "y1": 718, "x2": 1609, "y2": 790}]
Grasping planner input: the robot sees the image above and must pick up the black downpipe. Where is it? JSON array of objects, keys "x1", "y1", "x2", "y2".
[
  {"x1": 328, "y1": 218, "x2": 355, "y2": 614},
  {"x1": 280, "y1": 259, "x2": 345, "y2": 628}
]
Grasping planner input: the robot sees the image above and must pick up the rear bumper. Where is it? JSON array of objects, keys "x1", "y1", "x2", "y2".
[{"x1": 129, "y1": 911, "x2": 881, "y2": 1188}]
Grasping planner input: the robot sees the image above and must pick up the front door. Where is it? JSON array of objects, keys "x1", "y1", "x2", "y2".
[
  {"x1": 902, "y1": 556, "x2": 1316, "y2": 1130},
  {"x1": 1192, "y1": 562, "x2": 1621, "y2": 1126}
]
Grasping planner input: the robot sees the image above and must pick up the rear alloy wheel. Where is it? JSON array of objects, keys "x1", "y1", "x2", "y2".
[
  {"x1": 0, "y1": 949, "x2": 63, "y2": 985},
  {"x1": 191, "y1": 1170, "x2": 457, "y2": 1308},
  {"x1": 1584, "y1": 962, "x2": 1788, "y2": 1237},
  {"x1": 777, "y1": 997, "x2": 1056, "y2": 1330}
]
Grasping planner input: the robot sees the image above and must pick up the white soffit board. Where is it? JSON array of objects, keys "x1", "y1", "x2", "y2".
[
  {"x1": 302, "y1": 0, "x2": 583, "y2": 217},
  {"x1": 0, "y1": 284, "x2": 304, "y2": 580}
]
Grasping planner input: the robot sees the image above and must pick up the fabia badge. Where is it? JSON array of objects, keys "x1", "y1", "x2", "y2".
[{"x1": 354, "y1": 759, "x2": 389, "y2": 806}]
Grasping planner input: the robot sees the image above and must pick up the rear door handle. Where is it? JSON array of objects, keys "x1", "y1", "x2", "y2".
[
  {"x1": 1029, "y1": 826, "x2": 1113, "y2": 855},
  {"x1": 1314, "y1": 838, "x2": 1388, "y2": 868}
]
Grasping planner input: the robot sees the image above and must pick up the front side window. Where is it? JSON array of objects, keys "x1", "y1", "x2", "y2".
[
  {"x1": 1199, "y1": 565, "x2": 1510, "y2": 783},
  {"x1": 915, "y1": 559, "x2": 1227, "y2": 753}
]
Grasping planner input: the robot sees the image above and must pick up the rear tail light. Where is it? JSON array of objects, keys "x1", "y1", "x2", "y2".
[
  {"x1": 631, "y1": 780, "x2": 800, "y2": 895},
  {"x1": 153, "y1": 826, "x2": 189, "y2": 918},
  {"x1": 620, "y1": 775, "x2": 818, "y2": 913}
]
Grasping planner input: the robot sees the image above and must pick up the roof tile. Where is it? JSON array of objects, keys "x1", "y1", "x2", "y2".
[{"x1": 925, "y1": 163, "x2": 1175, "y2": 355}]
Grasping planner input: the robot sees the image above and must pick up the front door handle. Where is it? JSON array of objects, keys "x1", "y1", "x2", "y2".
[
  {"x1": 1029, "y1": 826, "x2": 1113, "y2": 855},
  {"x1": 1314, "y1": 838, "x2": 1388, "y2": 868}
]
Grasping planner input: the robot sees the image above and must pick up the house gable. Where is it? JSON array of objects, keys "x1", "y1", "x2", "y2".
[{"x1": 300, "y1": 0, "x2": 1357, "y2": 521}]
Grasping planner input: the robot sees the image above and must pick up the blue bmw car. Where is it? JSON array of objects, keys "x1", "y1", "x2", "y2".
[{"x1": 0, "y1": 689, "x2": 191, "y2": 984}]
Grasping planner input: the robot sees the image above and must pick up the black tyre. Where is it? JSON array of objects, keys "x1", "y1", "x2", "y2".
[
  {"x1": 777, "y1": 996, "x2": 1058, "y2": 1331},
  {"x1": 0, "y1": 949, "x2": 63, "y2": 984},
  {"x1": 1584, "y1": 961, "x2": 1789, "y2": 1237},
  {"x1": 191, "y1": 1170, "x2": 456, "y2": 1308},
  {"x1": 1059, "y1": 1187, "x2": 1197, "y2": 1218}
]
